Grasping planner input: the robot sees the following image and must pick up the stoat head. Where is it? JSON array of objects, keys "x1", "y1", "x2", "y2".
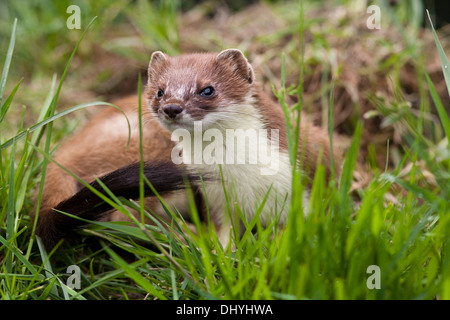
[{"x1": 146, "y1": 49, "x2": 255, "y2": 131}]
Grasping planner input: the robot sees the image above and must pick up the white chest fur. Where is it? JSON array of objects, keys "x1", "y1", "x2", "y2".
[{"x1": 171, "y1": 101, "x2": 295, "y2": 228}]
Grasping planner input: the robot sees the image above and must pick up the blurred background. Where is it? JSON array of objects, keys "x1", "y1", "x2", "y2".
[{"x1": 1, "y1": 0, "x2": 449, "y2": 173}]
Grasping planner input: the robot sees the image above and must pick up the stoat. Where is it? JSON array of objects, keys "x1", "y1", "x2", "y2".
[{"x1": 35, "y1": 49, "x2": 341, "y2": 249}]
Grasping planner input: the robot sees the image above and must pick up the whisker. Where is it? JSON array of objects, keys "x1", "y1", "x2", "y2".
[
  {"x1": 202, "y1": 109, "x2": 261, "y2": 121},
  {"x1": 139, "y1": 107, "x2": 264, "y2": 131}
]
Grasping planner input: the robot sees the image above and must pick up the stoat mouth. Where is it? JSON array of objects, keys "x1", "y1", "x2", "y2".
[{"x1": 159, "y1": 116, "x2": 196, "y2": 132}]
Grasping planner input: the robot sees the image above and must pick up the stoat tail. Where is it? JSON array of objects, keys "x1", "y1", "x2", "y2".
[{"x1": 35, "y1": 162, "x2": 202, "y2": 249}]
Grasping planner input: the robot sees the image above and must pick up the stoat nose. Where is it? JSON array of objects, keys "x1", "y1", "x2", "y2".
[{"x1": 163, "y1": 104, "x2": 183, "y2": 119}]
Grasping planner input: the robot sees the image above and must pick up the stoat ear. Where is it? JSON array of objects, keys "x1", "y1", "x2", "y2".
[
  {"x1": 148, "y1": 51, "x2": 168, "y2": 81},
  {"x1": 216, "y1": 49, "x2": 255, "y2": 84}
]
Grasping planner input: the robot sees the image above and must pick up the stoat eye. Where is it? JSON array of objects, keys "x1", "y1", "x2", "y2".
[
  {"x1": 199, "y1": 86, "x2": 215, "y2": 97},
  {"x1": 156, "y1": 88, "x2": 164, "y2": 98}
]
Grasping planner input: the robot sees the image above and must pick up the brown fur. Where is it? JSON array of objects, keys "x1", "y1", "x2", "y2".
[
  {"x1": 146, "y1": 51, "x2": 257, "y2": 122},
  {"x1": 35, "y1": 96, "x2": 185, "y2": 240},
  {"x1": 35, "y1": 49, "x2": 341, "y2": 247}
]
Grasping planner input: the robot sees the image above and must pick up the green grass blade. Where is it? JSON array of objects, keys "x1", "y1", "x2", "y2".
[
  {"x1": 5, "y1": 141, "x2": 16, "y2": 273},
  {"x1": 137, "y1": 73, "x2": 145, "y2": 223},
  {"x1": 103, "y1": 245, "x2": 167, "y2": 300},
  {"x1": 328, "y1": 81, "x2": 335, "y2": 172},
  {"x1": 53, "y1": 211, "x2": 150, "y2": 243},
  {"x1": 426, "y1": 10, "x2": 450, "y2": 98},
  {"x1": 0, "y1": 235, "x2": 38, "y2": 275},
  {"x1": 35, "y1": 235, "x2": 60, "y2": 298},
  {"x1": 1, "y1": 101, "x2": 129, "y2": 151},
  {"x1": 50, "y1": 17, "x2": 97, "y2": 110},
  {"x1": 425, "y1": 72, "x2": 450, "y2": 142},
  {"x1": 0, "y1": 18, "x2": 17, "y2": 106},
  {"x1": 338, "y1": 121, "x2": 363, "y2": 214},
  {"x1": 30, "y1": 74, "x2": 57, "y2": 147},
  {"x1": 0, "y1": 78, "x2": 22, "y2": 123}
]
